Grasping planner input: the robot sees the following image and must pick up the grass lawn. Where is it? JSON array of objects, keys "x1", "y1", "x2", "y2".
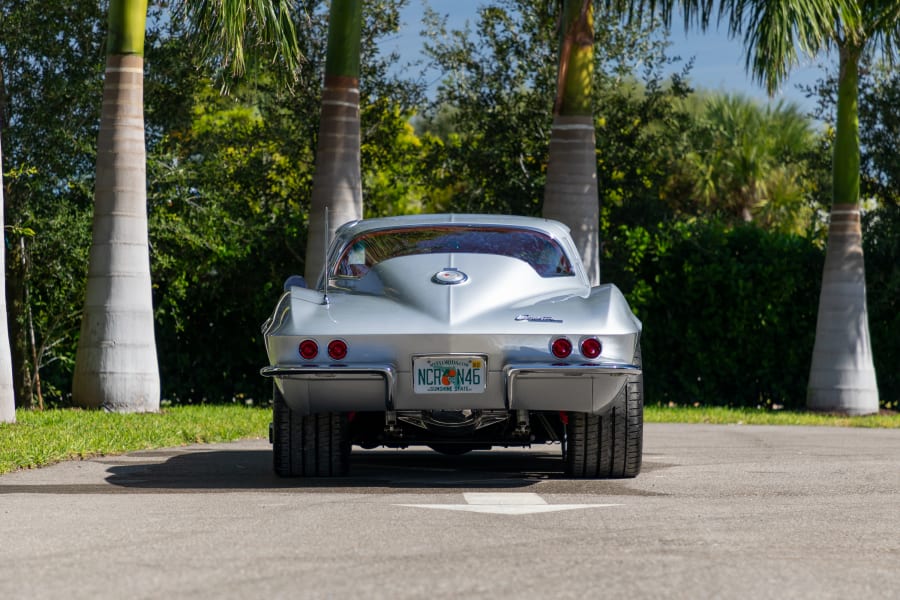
[
  {"x1": 1, "y1": 404, "x2": 897, "y2": 475},
  {"x1": 646, "y1": 405, "x2": 900, "y2": 428},
  {"x1": 0, "y1": 405, "x2": 271, "y2": 475}
]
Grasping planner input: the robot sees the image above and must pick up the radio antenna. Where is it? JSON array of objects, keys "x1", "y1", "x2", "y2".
[{"x1": 322, "y1": 207, "x2": 330, "y2": 306}]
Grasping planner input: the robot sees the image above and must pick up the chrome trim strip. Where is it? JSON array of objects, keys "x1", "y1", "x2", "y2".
[{"x1": 260, "y1": 364, "x2": 396, "y2": 410}]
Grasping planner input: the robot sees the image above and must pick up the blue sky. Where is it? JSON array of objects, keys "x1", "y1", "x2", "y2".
[{"x1": 387, "y1": 0, "x2": 831, "y2": 114}]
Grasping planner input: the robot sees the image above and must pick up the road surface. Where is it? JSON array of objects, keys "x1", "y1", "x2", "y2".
[{"x1": 1, "y1": 423, "x2": 898, "y2": 599}]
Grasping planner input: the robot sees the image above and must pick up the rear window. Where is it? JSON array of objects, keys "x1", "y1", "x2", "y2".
[{"x1": 334, "y1": 226, "x2": 574, "y2": 278}]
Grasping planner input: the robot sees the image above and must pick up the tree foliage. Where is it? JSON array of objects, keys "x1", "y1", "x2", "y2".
[
  {"x1": 418, "y1": 0, "x2": 694, "y2": 225},
  {"x1": 1, "y1": 0, "x2": 105, "y2": 407},
  {"x1": 2, "y1": 0, "x2": 898, "y2": 411},
  {"x1": 664, "y1": 93, "x2": 821, "y2": 233},
  {"x1": 809, "y1": 57, "x2": 900, "y2": 207},
  {"x1": 143, "y1": 0, "x2": 424, "y2": 402}
]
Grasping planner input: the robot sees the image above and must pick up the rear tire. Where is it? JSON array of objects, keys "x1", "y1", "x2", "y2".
[
  {"x1": 272, "y1": 384, "x2": 350, "y2": 477},
  {"x1": 564, "y1": 345, "x2": 643, "y2": 478}
]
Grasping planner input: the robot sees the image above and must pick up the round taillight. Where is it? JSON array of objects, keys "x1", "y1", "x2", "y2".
[
  {"x1": 299, "y1": 339, "x2": 318, "y2": 360},
  {"x1": 551, "y1": 337, "x2": 572, "y2": 358},
  {"x1": 580, "y1": 337, "x2": 602, "y2": 359},
  {"x1": 327, "y1": 339, "x2": 348, "y2": 360}
]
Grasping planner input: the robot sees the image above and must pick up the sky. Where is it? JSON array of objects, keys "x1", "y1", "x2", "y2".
[{"x1": 386, "y1": 0, "x2": 832, "y2": 115}]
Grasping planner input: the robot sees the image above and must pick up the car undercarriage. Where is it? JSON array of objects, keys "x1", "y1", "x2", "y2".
[{"x1": 347, "y1": 409, "x2": 566, "y2": 454}]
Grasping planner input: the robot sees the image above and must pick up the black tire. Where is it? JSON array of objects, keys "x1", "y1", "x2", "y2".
[
  {"x1": 272, "y1": 384, "x2": 350, "y2": 477},
  {"x1": 564, "y1": 345, "x2": 643, "y2": 478}
]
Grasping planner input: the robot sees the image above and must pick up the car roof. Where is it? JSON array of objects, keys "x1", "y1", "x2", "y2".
[
  {"x1": 324, "y1": 214, "x2": 589, "y2": 288},
  {"x1": 333, "y1": 213, "x2": 573, "y2": 240}
]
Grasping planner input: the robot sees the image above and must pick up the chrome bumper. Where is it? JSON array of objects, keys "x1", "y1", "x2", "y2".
[
  {"x1": 504, "y1": 362, "x2": 641, "y2": 414},
  {"x1": 261, "y1": 361, "x2": 640, "y2": 415}
]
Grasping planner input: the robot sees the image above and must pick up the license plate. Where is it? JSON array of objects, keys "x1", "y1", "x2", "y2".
[{"x1": 413, "y1": 356, "x2": 487, "y2": 394}]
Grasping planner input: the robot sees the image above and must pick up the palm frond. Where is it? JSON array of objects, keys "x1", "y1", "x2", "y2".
[
  {"x1": 864, "y1": 0, "x2": 900, "y2": 64},
  {"x1": 176, "y1": 0, "x2": 302, "y2": 79}
]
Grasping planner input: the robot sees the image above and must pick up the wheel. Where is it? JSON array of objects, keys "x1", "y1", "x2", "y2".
[
  {"x1": 564, "y1": 345, "x2": 643, "y2": 478},
  {"x1": 272, "y1": 383, "x2": 350, "y2": 477}
]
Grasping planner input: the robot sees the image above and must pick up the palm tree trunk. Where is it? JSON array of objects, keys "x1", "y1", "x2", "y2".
[
  {"x1": 807, "y1": 43, "x2": 878, "y2": 415},
  {"x1": 543, "y1": 0, "x2": 600, "y2": 285},
  {"x1": 73, "y1": 0, "x2": 159, "y2": 412},
  {"x1": 304, "y1": 0, "x2": 363, "y2": 283},
  {"x1": 0, "y1": 131, "x2": 15, "y2": 423}
]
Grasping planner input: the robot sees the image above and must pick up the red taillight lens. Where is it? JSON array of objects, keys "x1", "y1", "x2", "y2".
[
  {"x1": 551, "y1": 337, "x2": 572, "y2": 358},
  {"x1": 327, "y1": 339, "x2": 348, "y2": 360},
  {"x1": 580, "y1": 338, "x2": 602, "y2": 359},
  {"x1": 299, "y1": 339, "x2": 318, "y2": 360}
]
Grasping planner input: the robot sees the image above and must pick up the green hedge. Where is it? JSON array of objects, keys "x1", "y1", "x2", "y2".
[
  {"x1": 606, "y1": 216, "x2": 900, "y2": 410},
  {"x1": 605, "y1": 221, "x2": 824, "y2": 409},
  {"x1": 863, "y1": 206, "x2": 900, "y2": 409}
]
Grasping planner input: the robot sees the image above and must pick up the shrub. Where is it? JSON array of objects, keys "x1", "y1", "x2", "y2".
[
  {"x1": 863, "y1": 206, "x2": 900, "y2": 409},
  {"x1": 606, "y1": 221, "x2": 824, "y2": 408}
]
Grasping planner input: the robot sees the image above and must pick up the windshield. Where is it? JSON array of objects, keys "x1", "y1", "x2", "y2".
[{"x1": 333, "y1": 226, "x2": 574, "y2": 278}]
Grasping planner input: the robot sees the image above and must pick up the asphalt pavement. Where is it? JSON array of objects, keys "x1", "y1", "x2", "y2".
[{"x1": 1, "y1": 423, "x2": 898, "y2": 599}]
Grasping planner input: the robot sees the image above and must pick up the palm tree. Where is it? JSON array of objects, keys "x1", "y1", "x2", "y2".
[
  {"x1": 543, "y1": 0, "x2": 601, "y2": 285},
  {"x1": 304, "y1": 0, "x2": 364, "y2": 282},
  {"x1": 619, "y1": 0, "x2": 886, "y2": 414},
  {"x1": 72, "y1": 0, "x2": 157, "y2": 412},
  {"x1": 803, "y1": 7, "x2": 883, "y2": 415},
  {"x1": 73, "y1": 0, "x2": 300, "y2": 412},
  {"x1": 670, "y1": 93, "x2": 816, "y2": 232},
  {"x1": 0, "y1": 131, "x2": 14, "y2": 423}
]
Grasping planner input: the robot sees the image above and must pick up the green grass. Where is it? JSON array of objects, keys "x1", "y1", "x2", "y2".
[
  {"x1": 1, "y1": 404, "x2": 897, "y2": 475},
  {"x1": 0, "y1": 405, "x2": 271, "y2": 475},
  {"x1": 645, "y1": 405, "x2": 900, "y2": 428}
]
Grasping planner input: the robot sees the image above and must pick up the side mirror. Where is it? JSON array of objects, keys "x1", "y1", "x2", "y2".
[{"x1": 283, "y1": 275, "x2": 307, "y2": 291}]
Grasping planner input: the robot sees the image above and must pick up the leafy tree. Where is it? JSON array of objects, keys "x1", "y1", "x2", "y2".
[
  {"x1": 1, "y1": 0, "x2": 105, "y2": 412},
  {"x1": 362, "y1": 102, "x2": 428, "y2": 217},
  {"x1": 146, "y1": 78, "x2": 314, "y2": 402},
  {"x1": 143, "y1": 1, "x2": 423, "y2": 403},
  {"x1": 666, "y1": 93, "x2": 820, "y2": 233},
  {"x1": 619, "y1": 0, "x2": 886, "y2": 413},
  {"x1": 418, "y1": 2, "x2": 559, "y2": 215},
  {"x1": 809, "y1": 57, "x2": 900, "y2": 207},
  {"x1": 419, "y1": 0, "x2": 690, "y2": 229},
  {"x1": 856, "y1": 62, "x2": 900, "y2": 206}
]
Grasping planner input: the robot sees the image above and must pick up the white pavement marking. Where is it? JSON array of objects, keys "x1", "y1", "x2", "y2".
[
  {"x1": 396, "y1": 492, "x2": 622, "y2": 515},
  {"x1": 464, "y1": 493, "x2": 546, "y2": 505}
]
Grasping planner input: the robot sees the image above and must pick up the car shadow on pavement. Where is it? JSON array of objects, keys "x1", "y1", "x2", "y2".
[
  {"x1": 98, "y1": 446, "x2": 668, "y2": 496},
  {"x1": 101, "y1": 447, "x2": 560, "y2": 492}
]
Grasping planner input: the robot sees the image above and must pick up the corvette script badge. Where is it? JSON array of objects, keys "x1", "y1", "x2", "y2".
[{"x1": 515, "y1": 314, "x2": 563, "y2": 323}]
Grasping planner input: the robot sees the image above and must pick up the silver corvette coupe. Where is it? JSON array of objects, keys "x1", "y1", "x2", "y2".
[{"x1": 261, "y1": 214, "x2": 643, "y2": 478}]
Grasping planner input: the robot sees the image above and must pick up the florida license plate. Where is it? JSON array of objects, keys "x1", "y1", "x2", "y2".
[{"x1": 413, "y1": 356, "x2": 487, "y2": 394}]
